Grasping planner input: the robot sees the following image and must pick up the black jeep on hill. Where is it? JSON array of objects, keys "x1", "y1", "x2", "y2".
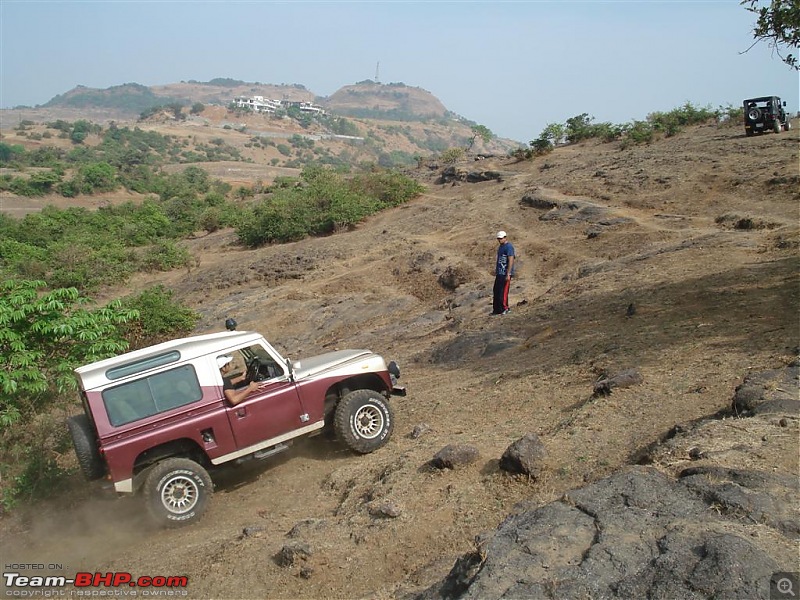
[{"x1": 743, "y1": 96, "x2": 791, "y2": 136}]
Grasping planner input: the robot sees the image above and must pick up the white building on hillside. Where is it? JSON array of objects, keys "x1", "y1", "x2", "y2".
[
  {"x1": 233, "y1": 96, "x2": 283, "y2": 113},
  {"x1": 233, "y1": 96, "x2": 326, "y2": 116}
]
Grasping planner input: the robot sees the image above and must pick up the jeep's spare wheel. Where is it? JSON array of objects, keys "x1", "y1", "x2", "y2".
[
  {"x1": 747, "y1": 107, "x2": 761, "y2": 121},
  {"x1": 67, "y1": 414, "x2": 106, "y2": 480},
  {"x1": 334, "y1": 389, "x2": 394, "y2": 453},
  {"x1": 144, "y1": 458, "x2": 213, "y2": 527}
]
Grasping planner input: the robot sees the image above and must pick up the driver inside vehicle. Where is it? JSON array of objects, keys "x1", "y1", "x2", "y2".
[{"x1": 217, "y1": 355, "x2": 260, "y2": 406}]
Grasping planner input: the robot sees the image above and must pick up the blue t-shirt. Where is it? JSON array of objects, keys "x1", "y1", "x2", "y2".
[{"x1": 496, "y1": 242, "x2": 516, "y2": 276}]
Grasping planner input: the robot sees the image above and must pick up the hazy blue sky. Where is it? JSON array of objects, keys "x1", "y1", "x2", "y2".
[{"x1": 1, "y1": 1, "x2": 797, "y2": 142}]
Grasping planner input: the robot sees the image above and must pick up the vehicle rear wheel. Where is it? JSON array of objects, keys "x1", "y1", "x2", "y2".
[
  {"x1": 773, "y1": 120, "x2": 781, "y2": 133},
  {"x1": 143, "y1": 458, "x2": 212, "y2": 527},
  {"x1": 334, "y1": 389, "x2": 394, "y2": 454},
  {"x1": 67, "y1": 414, "x2": 105, "y2": 480}
]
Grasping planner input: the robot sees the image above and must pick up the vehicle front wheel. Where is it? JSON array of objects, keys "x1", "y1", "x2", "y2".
[
  {"x1": 143, "y1": 458, "x2": 212, "y2": 527},
  {"x1": 784, "y1": 121, "x2": 792, "y2": 131},
  {"x1": 334, "y1": 389, "x2": 394, "y2": 454}
]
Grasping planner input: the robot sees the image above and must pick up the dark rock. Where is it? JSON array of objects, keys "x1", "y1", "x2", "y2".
[
  {"x1": 275, "y1": 542, "x2": 311, "y2": 567},
  {"x1": 410, "y1": 423, "x2": 432, "y2": 439},
  {"x1": 732, "y1": 363, "x2": 799, "y2": 416},
  {"x1": 438, "y1": 265, "x2": 471, "y2": 291},
  {"x1": 498, "y1": 433, "x2": 547, "y2": 478},
  {"x1": 466, "y1": 171, "x2": 502, "y2": 183},
  {"x1": 240, "y1": 525, "x2": 265, "y2": 538},
  {"x1": 431, "y1": 444, "x2": 480, "y2": 470},
  {"x1": 688, "y1": 447, "x2": 705, "y2": 460},
  {"x1": 299, "y1": 566, "x2": 314, "y2": 579},
  {"x1": 593, "y1": 368, "x2": 643, "y2": 396},
  {"x1": 286, "y1": 518, "x2": 327, "y2": 539},
  {"x1": 679, "y1": 466, "x2": 799, "y2": 538},
  {"x1": 520, "y1": 192, "x2": 558, "y2": 210},
  {"x1": 418, "y1": 467, "x2": 783, "y2": 600},
  {"x1": 369, "y1": 501, "x2": 402, "y2": 519}
]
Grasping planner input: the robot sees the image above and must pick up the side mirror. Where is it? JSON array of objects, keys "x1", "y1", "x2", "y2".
[
  {"x1": 225, "y1": 318, "x2": 237, "y2": 331},
  {"x1": 286, "y1": 358, "x2": 297, "y2": 381}
]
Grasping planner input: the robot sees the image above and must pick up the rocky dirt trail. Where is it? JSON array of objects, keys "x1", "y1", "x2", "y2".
[{"x1": 1, "y1": 121, "x2": 797, "y2": 599}]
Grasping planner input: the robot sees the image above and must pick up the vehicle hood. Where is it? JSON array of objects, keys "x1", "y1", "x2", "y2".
[{"x1": 293, "y1": 349, "x2": 378, "y2": 380}]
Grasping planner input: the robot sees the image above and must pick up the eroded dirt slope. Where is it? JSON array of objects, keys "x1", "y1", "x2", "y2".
[{"x1": 1, "y1": 120, "x2": 798, "y2": 599}]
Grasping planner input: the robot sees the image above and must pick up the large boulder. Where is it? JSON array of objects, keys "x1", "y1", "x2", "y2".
[{"x1": 418, "y1": 467, "x2": 787, "y2": 599}]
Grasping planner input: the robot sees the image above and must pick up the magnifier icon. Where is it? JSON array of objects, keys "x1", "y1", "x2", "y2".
[{"x1": 778, "y1": 578, "x2": 796, "y2": 597}]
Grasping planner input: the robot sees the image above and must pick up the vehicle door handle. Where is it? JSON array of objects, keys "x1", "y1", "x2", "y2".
[{"x1": 235, "y1": 408, "x2": 247, "y2": 418}]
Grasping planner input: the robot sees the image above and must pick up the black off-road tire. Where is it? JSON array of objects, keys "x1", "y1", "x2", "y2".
[
  {"x1": 773, "y1": 120, "x2": 782, "y2": 134},
  {"x1": 334, "y1": 389, "x2": 394, "y2": 454},
  {"x1": 143, "y1": 458, "x2": 213, "y2": 528},
  {"x1": 67, "y1": 414, "x2": 105, "y2": 480},
  {"x1": 747, "y1": 107, "x2": 761, "y2": 122}
]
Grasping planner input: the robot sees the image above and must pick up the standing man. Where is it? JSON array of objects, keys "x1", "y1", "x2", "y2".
[{"x1": 492, "y1": 230, "x2": 515, "y2": 315}]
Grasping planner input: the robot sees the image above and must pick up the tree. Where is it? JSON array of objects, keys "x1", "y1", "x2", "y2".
[
  {"x1": 565, "y1": 113, "x2": 596, "y2": 143},
  {"x1": 70, "y1": 120, "x2": 91, "y2": 144},
  {"x1": 0, "y1": 279, "x2": 138, "y2": 426},
  {"x1": 466, "y1": 125, "x2": 493, "y2": 151},
  {"x1": 441, "y1": 147, "x2": 465, "y2": 164},
  {"x1": 741, "y1": 0, "x2": 800, "y2": 70}
]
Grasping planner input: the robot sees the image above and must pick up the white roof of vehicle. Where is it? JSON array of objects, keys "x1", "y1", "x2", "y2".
[{"x1": 76, "y1": 330, "x2": 265, "y2": 390}]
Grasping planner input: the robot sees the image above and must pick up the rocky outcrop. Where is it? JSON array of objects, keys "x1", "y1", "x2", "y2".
[{"x1": 418, "y1": 361, "x2": 799, "y2": 600}]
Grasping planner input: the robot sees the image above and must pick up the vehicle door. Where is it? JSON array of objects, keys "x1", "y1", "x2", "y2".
[{"x1": 220, "y1": 345, "x2": 306, "y2": 449}]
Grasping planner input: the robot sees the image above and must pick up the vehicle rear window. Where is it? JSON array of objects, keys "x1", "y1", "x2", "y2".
[{"x1": 103, "y1": 364, "x2": 202, "y2": 427}]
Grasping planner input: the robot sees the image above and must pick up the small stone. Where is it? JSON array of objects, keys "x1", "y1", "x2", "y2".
[{"x1": 688, "y1": 447, "x2": 704, "y2": 460}]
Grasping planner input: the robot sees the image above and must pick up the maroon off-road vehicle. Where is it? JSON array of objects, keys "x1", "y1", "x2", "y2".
[{"x1": 67, "y1": 324, "x2": 404, "y2": 527}]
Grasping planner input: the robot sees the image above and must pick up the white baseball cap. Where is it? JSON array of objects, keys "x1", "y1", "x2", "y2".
[
  {"x1": 216, "y1": 355, "x2": 233, "y2": 368},
  {"x1": 496, "y1": 231, "x2": 507, "y2": 239}
]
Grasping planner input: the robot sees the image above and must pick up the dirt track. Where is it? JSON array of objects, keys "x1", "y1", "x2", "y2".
[{"x1": 1, "y1": 119, "x2": 798, "y2": 599}]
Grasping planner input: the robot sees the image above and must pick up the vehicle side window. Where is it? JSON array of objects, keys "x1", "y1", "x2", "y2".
[
  {"x1": 103, "y1": 364, "x2": 202, "y2": 426},
  {"x1": 239, "y1": 344, "x2": 284, "y2": 381}
]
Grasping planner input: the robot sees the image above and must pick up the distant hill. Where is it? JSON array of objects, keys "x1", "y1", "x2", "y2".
[
  {"x1": 5, "y1": 78, "x2": 519, "y2": 162},
  {"x1": 323, "y1": 81, "x2": 452, "y2": 122},
  {"x1": 41, "y1": 79, "x2": 467, "y2": 126},
  {"x1": 43, "y1": 83, "x2": 178, "y2": 113}
]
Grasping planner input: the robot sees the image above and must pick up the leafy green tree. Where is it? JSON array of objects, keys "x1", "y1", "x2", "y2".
[
  {"x1": 118, "y1": 285, "x2": 199, "y2": 350},
  {"x1": 190, "y1": 102, "x2": 205, "y2": 115},
  {"x1": 79, "y1": 162, "x2": 117, "y2": 192},
  {"x1": 0, "y1": 142, "x2": 25, "y2": 164},
  {"x1": 69, "y1": 120, "x2": 93, "y2": 144},
  {"x1": 441, "y1": 147, "x2": 465, "y2": 164},
  {"x1": 0, "y1": 279, "x2": 138, "y2": 426},
  {"x1": 466, "y1": 125, "x2": 493, "y2": 151},
  {"x1": 742, "y1": 0, "x2": 799, "y2": 69},
  {"x1": 565, "y1": 113, "x2": 596, "y2": 142}
]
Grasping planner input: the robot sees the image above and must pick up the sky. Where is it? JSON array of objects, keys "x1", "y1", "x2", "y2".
[{"x1": 1, "y1": 1, "x2": 798, "y2": 143}]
